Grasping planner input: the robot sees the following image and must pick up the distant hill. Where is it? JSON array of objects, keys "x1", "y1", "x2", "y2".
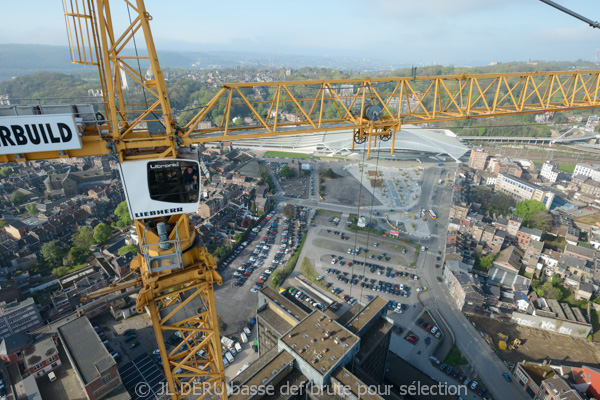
[{"x1": 0, "y1": 44, "x2": 406, "y2": 83}]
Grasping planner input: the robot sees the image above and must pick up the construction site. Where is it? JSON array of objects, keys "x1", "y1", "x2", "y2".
[{"x1": 471, "y1": 316, "x2": 600, "y2": 367}]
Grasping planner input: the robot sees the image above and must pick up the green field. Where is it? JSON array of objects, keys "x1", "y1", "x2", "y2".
[
  {"x1": 559, "y1": 163, "x2": 575, "y2": 173},
  {"x1": 444, "y1": 345, "x2": 467, "y2": 367},
  {"x1": 264, "y1": 151, "x2": 316, "y2": 159}
]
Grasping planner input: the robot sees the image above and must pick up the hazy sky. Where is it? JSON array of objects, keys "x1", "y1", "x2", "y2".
[{"x1": 2, "y1": 1, "x2": 600, "y2": 66}]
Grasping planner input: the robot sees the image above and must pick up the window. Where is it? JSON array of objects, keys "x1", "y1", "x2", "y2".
[
  {"x1": 102, "y1": 374, "x2": 111, "y2": 384},
  {"x1": 147, "y1": 160, "x2": 199, "y2": 203}
]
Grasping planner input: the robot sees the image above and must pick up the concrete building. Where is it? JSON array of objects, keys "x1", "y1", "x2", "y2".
[
  {"x1": 57, "y1": 317, "x2": 125, "y2": 400},
  {"x1": 572, "y1": 365, "x2": 600, "y2": 399},
  {"x1": 573, "y1": 163, "x2": 600, "y2": 182},
  {"x1": 239, "y1": 289, "x2": 393, "y2": 399},
  {"x1": 0, "y1": 298, "x2": 43, "y2": 342},
  {"x1": 495, "y1": 173, "x2": 555, "y2": 210},
  {"x1": 540, "y1": 161, "x2": 562, "y2": 183},
  {"x1": 469, "y1": 148, "x2": 488, "y2": 170}
]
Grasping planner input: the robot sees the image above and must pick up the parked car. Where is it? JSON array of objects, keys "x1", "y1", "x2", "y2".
[
  {"x1": 502, "y1": 372, "x2": 512, "y2": 382},
  {"x1": 130, "y1": 341, "x2": 141, "y2": 349}
]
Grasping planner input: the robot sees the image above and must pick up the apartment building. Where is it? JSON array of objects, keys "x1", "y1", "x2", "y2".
[{"x1": 495, "y1": 173, "x2": 555, "y2": 210}]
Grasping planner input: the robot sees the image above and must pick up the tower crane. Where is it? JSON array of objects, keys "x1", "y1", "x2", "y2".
[{"x1": 1, "y1": 1, "x2": 600, "y2": 399}]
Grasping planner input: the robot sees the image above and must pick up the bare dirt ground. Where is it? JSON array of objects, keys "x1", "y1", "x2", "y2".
[
  {"x1": 321, "y1": 164, "x2": 381, "y2": 207},
  {"x1": 471, "y1": 316, "x2": 600, "y2": 367}
]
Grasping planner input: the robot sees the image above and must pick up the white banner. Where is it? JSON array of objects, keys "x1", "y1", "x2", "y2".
[{"x1": 0, "y1": 114, "x2": 82, "y2": 155}]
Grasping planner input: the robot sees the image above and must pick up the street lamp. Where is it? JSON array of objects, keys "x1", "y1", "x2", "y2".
[{"x1": 465, "y1": 340, "x2": 473, "y2": 355}]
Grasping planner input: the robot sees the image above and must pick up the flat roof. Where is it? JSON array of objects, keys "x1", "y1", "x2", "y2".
[
  {"x1": 520, "y1": 363, "x2": 555, "y2": 386},
  {"x1": 261, "y1": 286, "x2": 308, "y2": 321},
  {"x1": 229, "y1": 351, "x2": 295, "y2": 400},
  {"x1": 345, "y1": 297, "x2": 388, "y2": 335},
  {"x1": 331, "y1": 367, "x2": 384, "y2": 400},
  {"x1": 257, "y1": 306, "x2": 294, "y2": 335},
  {"x1": 24, "y1": 336, "x2": 58, "y2": 370},
  {"x1": 280, "y1": 311, "x2": 359, "y2": 376},
  {"x1": 57, "y1": 316, "x2": 115, "y2": 385}
]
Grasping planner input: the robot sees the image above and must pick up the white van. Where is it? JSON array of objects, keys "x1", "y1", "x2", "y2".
[
  {"x1": 240, "y1": 332, "x2": 248, "y2": 343},
  {"x1": 225, "y1": 352, "x2": 234, "y2": 363},
  {"x1": 234, "y1": 342, "x2": 242, "y2": 353},
  {"x1": 48, "y1": 371, "x2": 57, "y2": 382}
]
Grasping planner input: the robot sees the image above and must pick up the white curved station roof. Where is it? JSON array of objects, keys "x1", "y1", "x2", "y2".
[{"x1": 231, "y1": 124, "x2": 468, "y2": 160}]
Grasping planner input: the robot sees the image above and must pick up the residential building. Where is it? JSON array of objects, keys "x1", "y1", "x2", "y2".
[
  {"x1": 508, "y1": 215, "x2": 524, "y2": 236},
  {"x1": 573, "y1": 163, "x2": 600, "y2": 182},
  {"x1": 495, "y1": 173, "x2": 555, "y2": 210},
  {"x1": 579, "y1": 178, "x2": 600, "y2": 197},
  {"x1": 563, "y1": 243, "x2": 598, "y2": 263},
  {"x1": 523, "y1": 240, "x2": 544, "y2": 274},
  {"x1": 0, "y1": 298, "x2": 44, "y2": 342},
  {"x1": 572, "y1": 365, "x2": 600, "y2": 399},
  {"x1": 489, "y1": 157, "x2": 523, "y2": 178},
  {"x1": 469, "y1": 148, "x2": 488, "y2": 170},
  {"x1": 4, "y1": 220, "x2": 30, "y2": 240},
  {"x1": 514, "y1": 362, "x2": 555, "y2": 398},
  {"x1": 517, "y1": 227, "x2": 543, "y2": 248},
  {"x1": 540, "y1": 161, "x2": 561, "y2": 183},
  {"x1": 493, "y1": 246, "x2": 524, "y2": 272},
  {"x1": 23, "y1": 335, "x2": 61, "y2": 379},
  {"x1": 449, "y1": 202, "x2": 471, "y2": 220},
  {"x1": 443, "y1": 268, "x2": 484, "y2": 312},
  {"x1": 57, "y1": 317, "x2": 125, "y2": 400},
  {"x1": 534, "y1": 374, "x2": 584, "y2": 400}
]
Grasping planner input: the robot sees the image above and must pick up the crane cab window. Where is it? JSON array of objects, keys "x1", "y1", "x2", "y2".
[{"x1": 147, "y1": 160, "x2": 199, "y2": 203}]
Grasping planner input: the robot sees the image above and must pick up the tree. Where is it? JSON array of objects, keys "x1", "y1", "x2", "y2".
[
  {"x1": 118, "y1": 245, "x2": 138, "y2": 255},
  {"x1": 282, "y1": 204, "x2": 295, "y2": 219},
  {"x1": 0, "y1": 220, "x2": 8, "y2": 228},
  {"x1": 42, "y1": 243, "x2": 63, "y2": 265},
  {"x1": 114, "y1": 201, "x2": 132, "y2": 225},
  {"x1": 93, "y1": 223, "x2": 112, "y2": 243},
  {"x1": 541, "y1": 282, "x2": 560, "y2": 299},
  {"x1": 64, "y1": 246, "x2": 88, "y2": 266},
  {"x1": 51, "y1": 266, "x2": 70, "y2": 278},
  {"x1": 529, "y1": 210, "x2": 552, "y2": 231},
  {"x1": 72, "y1": 226, "x2": 95, "y2": 249},
  {"x1": 10, "y1": 191, "x2": 24, "y2": 204},
  {"x1": 479, "y1": 252, "x2": 499, "y2": 270},
  {"x1": 514, "y1": 200, "x2": 547, "y2": 226},
  {"x1": 0, "y1": 167, "x2": 13, "y2": 177},
  {"x1": 280, "y1": 165, "x2": 295, "y2": 178},
  {"x1": 25, "y1": 203, "x2": 39, "y2": 217}
]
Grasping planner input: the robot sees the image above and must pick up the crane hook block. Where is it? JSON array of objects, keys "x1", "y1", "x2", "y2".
[{"x1": 364, "y1": 105, "x2": 382, "y2": 121}]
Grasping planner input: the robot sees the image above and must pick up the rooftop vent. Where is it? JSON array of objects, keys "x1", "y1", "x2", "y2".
[
  {"x1": 316, "y1": 323, "x2": 320, "y2": 327},
  {"x1": 344, "y1": 343, "x2": 349, "y2": 348},
  {"x1": 291, "y1": 343, "x2": 296, "y2": 349},
  {"x1": 344, "y1": 373, "x2": 350, "y2": 379},
  {"x1": 272, "y1": 369, "x2": 278, "y2": 375},
  {"x1": 324, "y1": 348, "x2": 329, "y2": 353},
  {"x1": 331, "y1": 355, "x2": 336, "y2": 361},
  {"x1": 312, "y1": 358, "x2": 318, "y2": 364},
  {"x1": 262, "y1": 378, "x2": 268, "y2": 384},
  {"x1": 317, "y1": 354, "x2": 322, "y2": 360},
  {"x1": 334, "y1": 337, "x2": 340, "y2": 344},
  {"x1": 303, "y1": 334, "x2": 308, "y2": 339},
  {"x1": 320, "y1": 367, "x2": 326, "y2": 372},
  {"x1": 311, "y1": 339, "x2": 316, "y2": 343}
]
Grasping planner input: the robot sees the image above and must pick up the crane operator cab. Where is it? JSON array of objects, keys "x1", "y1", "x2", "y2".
[{"x1": 118, "y1": 159, "x2": 201, "y2": 220}]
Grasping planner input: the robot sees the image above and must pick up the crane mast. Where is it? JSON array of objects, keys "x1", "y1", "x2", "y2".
[{"x1": 0, "y1": 1, "x2": 598, "y2": 400}]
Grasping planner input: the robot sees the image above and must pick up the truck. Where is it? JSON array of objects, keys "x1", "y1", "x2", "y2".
[{"x1": 222, "y1": 336, "x2": 234, "y2": 347}]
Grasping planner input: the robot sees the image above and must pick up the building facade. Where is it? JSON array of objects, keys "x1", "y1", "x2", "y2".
[
  {"x1": 0, "y1": 298, "x2": 44, "y2": 342},
  {"x1": 495, "y1": 173, "x2": 555, "y2": 210}
]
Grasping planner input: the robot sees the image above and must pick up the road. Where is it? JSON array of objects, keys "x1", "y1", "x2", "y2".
[{"x1": 413, "y1": 167, "x2": 527, "y2": 400}]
